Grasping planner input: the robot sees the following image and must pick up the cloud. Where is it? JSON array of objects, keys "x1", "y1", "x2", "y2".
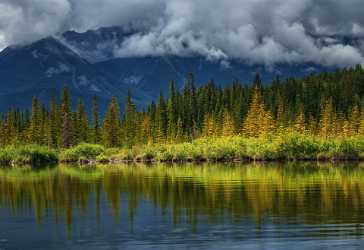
[
  {"x1": 1, "y1": 0, "x2": 364, "y2": 67},
  {"x1": 0, "y1": 0, "x2": 71, "y2": 48}
]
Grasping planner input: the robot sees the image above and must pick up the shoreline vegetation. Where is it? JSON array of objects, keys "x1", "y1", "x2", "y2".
[
  {"x1": 2, "y1": 66, "x2": 364, "y2": 166},
  {"x1": 3, "y1": 133, "x2": 364, "y2": 166},
  {"x1": 61, "y1": 135, "x2": 364, "y2": 164}
]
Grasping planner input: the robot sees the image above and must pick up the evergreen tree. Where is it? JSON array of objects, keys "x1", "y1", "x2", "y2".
[
  {"x1": 103, "y1": 96, "x2": 121, "y2": 147},
  {"x1": 124, "y1": 90, "x2": 137, "y2": 148},
  {"x1": 349, "y1": 104, "x2": 360, "y2": 135},
  {"x1": 28, "y1": 97, "x2": 42, "y2": 144},
  {"x1": 293, "y1": 104, "x2": 306, "y2": 134},
  {"x1": 156, "y1": 91, "x2": 168, "y2": 143},
  {"x1": 60, "y1": 87, "x2": 73, "y2": 148},
  {"x1": 222, "y1": 109, "x2": 235, "y2": 137},
  {"x1": 75, "y1": 99, "x2": 89, "y2": 143},
  {"x1": 167, "y1": 81, "x2": 178, "y2": 141},
  {"x1": 203, "y1": 113, "x2": 216, "y2": 137},
  {"x1": 92, "y1": 96, "x2": 101, "y2": 144},
  {"x1": 49, "y1": 97, "x2": 60, "y2": 148},
  {"x1": 319, "y1": 98, "x2": 335, "y2": 139}
]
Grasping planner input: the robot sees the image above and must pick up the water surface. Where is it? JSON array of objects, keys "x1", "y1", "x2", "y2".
[{"x1": 1, "y1": 163, "x2": 364, "y2": 249}]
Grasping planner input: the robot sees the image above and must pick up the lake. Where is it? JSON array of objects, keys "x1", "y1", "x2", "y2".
[{"x1": 1, "y1": 163, "x2": 364, "y2": 249}]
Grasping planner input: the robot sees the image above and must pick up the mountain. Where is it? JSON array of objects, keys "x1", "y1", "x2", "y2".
[
  {"x1": 0, "y1": 36, "x2": 127, "y2": 112},
  {"x1": 0, "y1": 26, "x2": 334, "y2": 112}
]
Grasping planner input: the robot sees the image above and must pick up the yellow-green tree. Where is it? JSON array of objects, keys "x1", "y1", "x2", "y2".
[
  {"x1": 203, "y1": 113, "x2": 216, "y2": 137},
  {"x1": 349, "y1": 105, "x2": 360, "y2": 136},
  {"x1": 319, "y1": 98, "x2": 335, "y2": 139},
  {"x1": 28, "y1": 97, "x2": 42, "y2": 144},
  {"x1": 222, "y1": 109, "x2": 235, "y2": 137},
  {"x1": 242, "y1": 86, "x2": 275, "y2": 138},
  {"x1": 293, "y1": 104, "x2": 306, "y2": 134},
  {"x1": 275, "y1": 95, "x2": 287, "y2": 135},
  {"x1": 358, "y1": 109, "x2": 364, "y2": 136}
]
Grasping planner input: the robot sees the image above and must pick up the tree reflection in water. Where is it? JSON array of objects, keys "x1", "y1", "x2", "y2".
[{"x1": 1, "y1": 163, "x2": 364, "y2": 236}]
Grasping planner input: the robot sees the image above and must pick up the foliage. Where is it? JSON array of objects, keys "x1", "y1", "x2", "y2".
[
  {"x1": 0, "y1": 145, "x2": 58, "y2": 166},
  {"x1": 60, "y1": 143, "x2": 104, "y2": 162},
  {"x1": 102, "y1": 135, "x2": 364, "y2": 163}
]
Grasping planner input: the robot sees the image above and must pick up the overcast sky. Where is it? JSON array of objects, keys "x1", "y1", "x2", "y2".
[{"x1": 1, "y1": 0, "x2": 364, "y2": 66}]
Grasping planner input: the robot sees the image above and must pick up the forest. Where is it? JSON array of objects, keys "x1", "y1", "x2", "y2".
[{"x1": 1, "y1": 65, "x2": 364, "y2": 164}]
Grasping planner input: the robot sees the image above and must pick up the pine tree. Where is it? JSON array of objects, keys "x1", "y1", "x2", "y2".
[
  {"x1": 175, "y1": 117, "x2": 184, "y2": 142},
  {"x1": 124, "y1": 90, "x2": 137, "y2": 148},
  {"x1": 61, "y1": 112, "x2": 72, "y2": 148},
  {"x1": 156, "y1": 92, "x2": 168, "y2": 143},
  {"x1": 319, "y1": 98, "x2": 335, "y2": 139},
  {"x1": 260, "y1": 106, "x2": 276, "y2": 138},
  {"x1": 293, "y1": 104, "x2": 305, "y2": 134},
  {"x1": 167, "y1": 81, "x2": 178, "y2": 142},
  {"x1": 275, "y1": 95, "x2": 287, "y2": 135},
  {"x1": 75, "y1": 99, "x2": 89, "y2": 143},
  {"x1": 242, "y1": 86, "x2": 273, "y2": 137},
  {"x1": 203, "y1": 113, "x2": 216, "y2": 137},
  {"x1": 141, "y1": 116, "x2": 152, "y2": 145},
  {"x1": 359, "y1": 108, "x2": 364, "y2": 136},
  {"x1": 103, "y1": 96, "x2": 121, "y2": 147},
  {"x1": 92, "y1": 96, "x2": 101, "y2": 144},
  {"x1": 28, "y1": 97, "x2": 42, "y2": 144},
  {"x1": 49, "y1": 97, "x2": 60, "y2": 148},
  {"x1": 222, "y1": 109, "x2": 235, "y2": 137},
  {"x1": 349, "y1": 104, "x2": 360, "y2": 136},
  {"x1": 60, "y1": 87, "x2": 73, "y2": 148}
]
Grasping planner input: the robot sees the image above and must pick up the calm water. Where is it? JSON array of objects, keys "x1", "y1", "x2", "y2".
[{"x1": 1, "y1": 163, "x2": 364, "y2": 249}]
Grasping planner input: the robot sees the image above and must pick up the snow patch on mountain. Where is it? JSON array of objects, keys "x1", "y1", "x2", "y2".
[
  {"x1": 77, "y1": 75, "x2": 89, "y2": 86},
  {"x1": 123, "y1": 75, "x2": 143, "y2": 85},
  {"x1": 45, "y1": 63, "x2": 71, "y2": 77},
  {"x1": 90, "y1": 84, "x2": 101, "y2": 92},
  {"x1": 31, "y1": 50, "x2": 40, "y2": 59}
]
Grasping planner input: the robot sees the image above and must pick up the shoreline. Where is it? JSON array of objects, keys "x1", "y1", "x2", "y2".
[
  {"x1": 4, "y1": 134, "x2": 364, "y2": 167},
  {"x1": 60, "y1": 157, "x2": 364, "y2": 166}
]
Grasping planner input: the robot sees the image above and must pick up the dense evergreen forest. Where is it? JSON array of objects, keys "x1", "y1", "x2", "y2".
[{"x1": 1, "y1": 65, "x2": 364, "y2": 149}]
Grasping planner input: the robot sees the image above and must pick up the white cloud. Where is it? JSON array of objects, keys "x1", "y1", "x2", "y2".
[{"x1": 1, "y1": 0, "x2": 364, "y2": 66}]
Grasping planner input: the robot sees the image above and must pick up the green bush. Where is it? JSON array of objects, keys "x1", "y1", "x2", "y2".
[
  {"x1": 16, "y1": 135, "x2": 363, "y2": 165},
  {"x1": 0, "y1": 145, "x2": 58, "y2": 166},
  {"x1": 243, "y1": 138, "x2": 281, "y2": 160},
  {"x1": 319, "y1": 139, "x2": 359, "y2": 160},
  {"x1": 135, "y1": 145, "x2": 158, "y2": 162},
  {"x1": 156, "y1": 145, "x2": 174, "y2": 162},
  {"x1": 200, "y1": 139, "x2": 236, "y2": 161},
  {"x1": 96, "y1": 153, "x2": 109, "y2": 163},
  {"x1": 0, "y1": 148, "x2": 15, "y2": 165},
  {"x1": 280, "y1": 133, "x2": 320, "y2": 160},
  {"x1": 60, "y1": 143, "x2": 104, "y2": 162}
]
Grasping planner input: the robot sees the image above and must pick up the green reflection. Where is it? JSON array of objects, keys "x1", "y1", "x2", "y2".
[{"x1": 1, "y1": 163, "x2": 364, "y2": 231}]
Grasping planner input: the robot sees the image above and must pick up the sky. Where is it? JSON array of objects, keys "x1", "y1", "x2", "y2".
[{"x1": 1, "y1": 0, "x2": 364, "y2": 67}]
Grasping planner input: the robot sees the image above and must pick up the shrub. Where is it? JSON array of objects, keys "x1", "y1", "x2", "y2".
[
  {"x1": 0, "y1": 145, "x2": 58, "y2": 166},
  {"x1": 96, "y1": 153, "x2": 109, "y2": 163},
  {"x1": 319, "y1": 139, "x2": 359, "y2": 160},
  {"x1": 135, "y1": 145, "x2": 158, "y2": 162},
  {"x1": 0, "y1": 148, "x2": 15, "y2": 165},
  {"x1": 156, "y1": 145, "x2": 174, "y2": 162},
  {"x1": 199, "y1": 138, "x2": 236, "y2": 161},
  {"x1": 243, "y1": 137, "x2": 281, "y2": 161},
  {"x1": 60, "y1": 143, "x2": 104, "y2": 162},
  {"x1": 280, "y1": 133, "x2": 320, "y2": 160}
]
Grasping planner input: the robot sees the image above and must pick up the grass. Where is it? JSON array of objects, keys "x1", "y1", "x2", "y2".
[
  {"x1": 60, "y1": 143, "x2": 105, "y2": 163},
  {"x1": 4, "y1": 133, "x2": 364, "y2": 166},
  {"x1": 102, "y1": 133, "x2": 364, "y2": 163},
  {"x1": 0, "y1": 145, "x2": 58, "y2": 166}
]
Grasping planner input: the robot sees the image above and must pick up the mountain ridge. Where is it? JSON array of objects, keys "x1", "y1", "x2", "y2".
[{"x1": 0, "y1": 26, "x2": 338, "y2": 112}]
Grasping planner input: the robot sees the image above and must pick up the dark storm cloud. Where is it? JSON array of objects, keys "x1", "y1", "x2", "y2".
[{"x1": 1, "y1": 0, "x2": 364, "y2": 67}]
